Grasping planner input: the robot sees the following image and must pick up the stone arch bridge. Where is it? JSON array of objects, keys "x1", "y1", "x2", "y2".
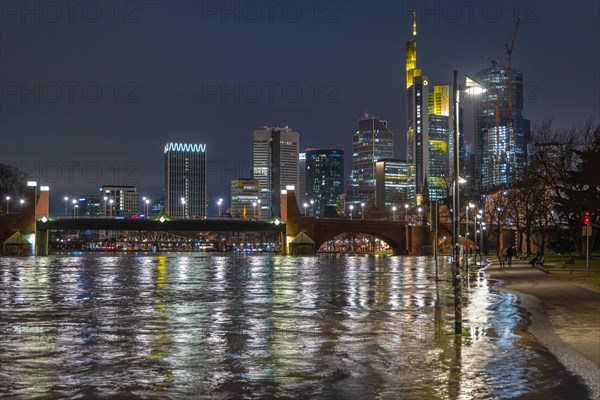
[{"x1": 283, "y1": 191, "x2": 413, "y2": 255}]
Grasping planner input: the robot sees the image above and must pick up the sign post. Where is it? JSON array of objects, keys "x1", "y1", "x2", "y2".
[{"x1": 583, "y1": 215, "x2": 591, "y2": 273}]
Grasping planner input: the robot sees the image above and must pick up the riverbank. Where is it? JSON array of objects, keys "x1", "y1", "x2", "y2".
[{"x1": 485, "y1": 259, "x2": 600, "y2": 400}]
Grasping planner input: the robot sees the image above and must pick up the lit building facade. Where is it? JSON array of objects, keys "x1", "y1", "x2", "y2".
[
  {"x1": 100, "y1": 185, "x2": 139, "y2": 217},
  {"x1": 475, "y1": 62, "x2": 529, "y2": 188},
  {"x1": 349, "y1": 116, "x2": 393, "y2": 206},
  {"x1": 164, "y1": 142, "x2": 207, "y2": 219},
  {"x1": 78, "y1": 194, "x2": 101, "y2": 217},
  {"x1": 230, "y1": 179, "x2": 260, "y2": 219},
  {"x1": 253, "y1": 126, "x2": 300, "y2": 220},
  {"x1": 298, "y1": 152, "x2": 307, "y2": 206},
  {"x1": 375, "y1": 159, "x2": 412, "y2": 210},
  {"x1": 305, "y1": 149, "x2": 344, "y2": 217}
]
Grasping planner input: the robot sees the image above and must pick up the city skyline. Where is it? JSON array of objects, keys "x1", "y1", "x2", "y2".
[{"x1": 1, "y1": 1, "x2": 598, "y2": 213}]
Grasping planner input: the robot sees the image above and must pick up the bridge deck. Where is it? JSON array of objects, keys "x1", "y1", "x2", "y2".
[{"x1": 37, "y1": 218, "x2": 286, "y2": 233}]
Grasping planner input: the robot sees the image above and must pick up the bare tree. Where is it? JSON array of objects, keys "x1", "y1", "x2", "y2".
[{"x1": 528, "y1": 119, "x2": 600, "y2": 256}]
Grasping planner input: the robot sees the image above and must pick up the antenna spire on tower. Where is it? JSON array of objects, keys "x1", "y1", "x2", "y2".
[{"x1": 413, "y1": 9, "x2": 417, "y2": 38}]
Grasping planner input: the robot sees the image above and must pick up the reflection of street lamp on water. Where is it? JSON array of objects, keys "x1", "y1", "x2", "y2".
[{"x1": 465, "y1": 202, "x2": 475, "y2": 269}]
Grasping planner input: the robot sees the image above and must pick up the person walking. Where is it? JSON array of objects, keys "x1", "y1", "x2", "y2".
[
  {"x1": 497, "y1": 247, "x2": 506, "y2": 268},
  {"x1": 507, "y1": 245, "x2": 514, "y2": 268}
]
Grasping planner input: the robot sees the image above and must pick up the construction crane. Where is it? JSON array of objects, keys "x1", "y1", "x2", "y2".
[{"x1": 504, "y1": 16, "x2": 521, "y2": 117}]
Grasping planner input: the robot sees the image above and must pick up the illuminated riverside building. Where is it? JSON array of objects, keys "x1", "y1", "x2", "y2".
[
  {"x1": 375, "y1": 159, "x2": 412, "y2": 209},
  {"x1": 349, "y1": 116, "x2": 393, "y2": 206},
  {"x1": 305, "y1": 149, "x2": 344, "y2": 217},
  {"x1": 253, "y1": 126, "x2": 300, "y2": 220},
  {"x1": 475, "y1": 62, "x2": 529, "y2": 188},
  {"x1": 230, "y1": 179, "x2": 260, "y2": 219},
  {"x1": 164, "y1": 142, "x2": 207, "y2": 219},
  {"x1": 100, "y1": 186, "x2": 138, "y2": 217}
]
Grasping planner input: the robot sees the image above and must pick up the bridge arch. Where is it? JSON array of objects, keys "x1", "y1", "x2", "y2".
[
  {"x1": 283, "y1": 190, "x2": 408, "y2": 255},
  {"x1": 314, "y1": 230, "x2": 407, "y2": 255}
]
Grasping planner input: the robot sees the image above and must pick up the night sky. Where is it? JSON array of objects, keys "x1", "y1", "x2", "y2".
[{"x1": 1, "y1": 0, "x2": 598, "y2": 215}]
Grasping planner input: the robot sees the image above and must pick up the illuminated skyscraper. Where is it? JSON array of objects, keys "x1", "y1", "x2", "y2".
[
  {"x1": 298, "y1": 152, "x2": 307, "y2": 206},
  {"x1": 375, "y1": 159, "x2": 412, "y2": 209},
  {"x1": 474, "y1": 62, "x2": 529, "y2": 188},
  {"x1": 253, "y1": 126, "x2": 300, "y2": 219},
  {"x1": 405, "y1": 12, "x2": 461, "y2": 203},
  {"x1": 164, "y1": 143, "x2": 207, "y2": 219},
  {"x1": 407, "y1": 75, "x2": 429, "y2": 198},
  {"x1": 349, "y1": 116, "x2": 393, "y2": 205},
  {"x1": 305, "y1": 149, "x2": 344, "y2": 217}
]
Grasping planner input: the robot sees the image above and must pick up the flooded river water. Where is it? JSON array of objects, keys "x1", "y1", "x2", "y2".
[{"x1": 0, "y1": 254, "x2": 590, "y2": 399}]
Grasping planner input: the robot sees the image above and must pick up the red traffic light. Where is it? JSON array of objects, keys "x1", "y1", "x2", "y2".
[{"x1": 583, "y1": 215, "x2": 591, "y2": 225}]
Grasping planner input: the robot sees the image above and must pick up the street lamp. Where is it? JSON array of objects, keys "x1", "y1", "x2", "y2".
[
  {"x1": 310, "y1": 199, "x2": 315, "y2": 216},
  {"x1": 62, "y1": 196, "x2": 69, "y2": 217},
  {"x1": 257, "y1": 199, "x2": 261, "y2": 220},
  {"x1": 180, "y1": 197, "x2": 186, "y2": 219},
  {"x1": 4, "y1": 196, "x2": 10, "y2": 214},
  {"x1": 361, "y1": 203, "x2": 365, "y2": 220},
  {"x1": 303, "y1": 202, "x2": 308, "y2": 216},
  {"x1": 19, "y1": 199, "x2": 24, "y2": 210},
  {"x1": 103, "y1": 196, "x2": 108, "y2": 218},
  {"x1": 218, "y1": 198, "x2": 223, "y2": 217},
  {"x1": 349, "y1": 204, "x2": 354, "y2": 220},
  {"x1": 451, "y1": 71, "x2": 485, "y2": 335},
  {"x1": 252, "y1": 201, "x2": 257, "y2": 219},
  {"x1": 145, "y1": 198, "x2": 150, "y2": 218},
  {"x1": 392, "y1": 206, "x2": 397, "y2": 221},
  {"x1": 109, "y1": 198, "x2": 114, "y2": 217},
  {"x1": 404, "y1": 203, "x2": 409, "y2": 221},
  {"x1": 417, "y1": 207, "x2": 422, "y2": 224},
  {"x1": 72, "y1": 198, "x2": 78, "y2": 218}
]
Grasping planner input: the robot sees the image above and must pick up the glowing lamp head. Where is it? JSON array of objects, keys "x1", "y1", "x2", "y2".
[{"x1": 583, "y1": 215, "x2": 591, "y2": 224}]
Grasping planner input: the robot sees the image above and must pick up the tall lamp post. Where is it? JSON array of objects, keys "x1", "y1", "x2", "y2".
[
  {"x1": 392, "y1": 206, "x2": 397, "y2": 221},
  {"x1": 145, "y1": 198, "x2": 150, "y2": 218},
  {"x1": 404, "y1": 203, "x2": 409, "y2": 221},
  {"x1": 452, "y1": 70, "x2": 485, "y2": 334},
  {"x1": 5, "y1": 196, "x2": 10, "y2": 214},
  {"x1": 361, "y1": 203, "x2": 365, "y2": 220},
  {"x1": 349, "y1": 204, "x2": 354, "y2": 220},
  {"x1": 310, "y1": 199, "x2": 314, "y2": 217},
  {"x1": 218, "y1": 198, "x2": 223, "y2": 217},
  {"x1": 63, "y1": 196, "x2": 69, "y2": 217},
  {"x1": 180, "y1": 197, "x2": 186, "y2": 219}
]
